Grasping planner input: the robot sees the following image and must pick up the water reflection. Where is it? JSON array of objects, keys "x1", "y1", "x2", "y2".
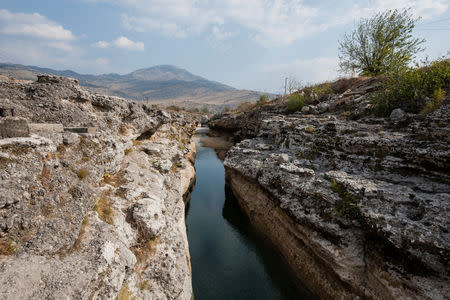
[{"x1": 185, "y1": 128, "x2": 316, "y2": 300}]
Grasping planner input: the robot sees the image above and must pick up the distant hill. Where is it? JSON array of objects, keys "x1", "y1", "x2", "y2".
[{"x1": 0, "y1": 63, "x2": 268, "y2": 110}]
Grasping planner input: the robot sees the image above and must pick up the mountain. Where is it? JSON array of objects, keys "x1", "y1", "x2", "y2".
[{"x1": 0, "y1": 63, "x2": 266, "y2": 109}]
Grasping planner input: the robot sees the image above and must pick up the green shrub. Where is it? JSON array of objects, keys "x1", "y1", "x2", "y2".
[
  {"x1": 421, "y1": 88, "x2": 445, "y2": 115},
  {"x1": 256, "y1": 94, "x2": 269, "y2": 106},
  {"x1": 287, "y1": 94, "x2": 305, "y2": 112},
  {"x1": 299, "y1": 82, "x2": 334, "y2": 104},
  {"x1": 433, "y1": 87, "x2": 446, "y2": 102},
  {"x1": 305, "y1": 126, "x2": 315, "y2": 134},
  {"x1": 373, "y1": 59, "x2": 450, "y2": 116},
  {"x1": 331, "y1": 180, "x2": 361, "y2": 220},
  {"x1": 311, "y1": 83, "x2": 333, "y2": 102}
]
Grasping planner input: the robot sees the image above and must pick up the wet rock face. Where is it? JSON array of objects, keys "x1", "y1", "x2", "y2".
[
  {"x1": 216, "y1": 101, "x2": 450, "y2": 299},
  {"x1": 0, "y1": 75, "x2": 197, "y2": 299}
]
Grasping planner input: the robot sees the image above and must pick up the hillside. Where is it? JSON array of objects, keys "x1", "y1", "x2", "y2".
[{"x1": 0, "y1": 64, "x2": 266, "y2": 109}]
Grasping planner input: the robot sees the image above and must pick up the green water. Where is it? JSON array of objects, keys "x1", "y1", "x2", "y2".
[{"x1": 185, "y1": 128, "x2": 316, "y2": 300}]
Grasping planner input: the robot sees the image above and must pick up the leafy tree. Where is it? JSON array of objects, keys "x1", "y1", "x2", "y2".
[{"x1": 338, "y1": 9, "x2": 425, "y2": 76}]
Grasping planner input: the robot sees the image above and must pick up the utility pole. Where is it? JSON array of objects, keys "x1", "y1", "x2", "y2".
[{"x1": 284, "y1": 77, "x2": 288, "y2": 96}]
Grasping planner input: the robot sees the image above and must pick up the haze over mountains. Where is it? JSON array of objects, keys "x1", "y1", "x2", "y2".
[{"x1": 0, "y1": 63, "x2": 266, "y2": 110}]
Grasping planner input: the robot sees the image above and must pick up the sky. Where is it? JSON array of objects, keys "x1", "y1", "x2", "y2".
[{"x1": 0, "y1": 0, "x2": 449, "y2": 93}]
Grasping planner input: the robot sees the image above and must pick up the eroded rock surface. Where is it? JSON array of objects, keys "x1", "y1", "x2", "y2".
[
  {"x1": 211, "y1": 91, "x2": 450, "y2": 299},
  {"x1": 0, "y1": 75, "x2": 197, "y2": 299}
]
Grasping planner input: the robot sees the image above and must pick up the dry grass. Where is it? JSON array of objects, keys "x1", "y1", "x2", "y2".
[
  {"x1": 56, "y1": 143, "x2": 66, "y2": 159},
  {"x1": 100, "y1": 170, "x2": 126, "y2": 188},
  {"x1": 116, "y1": 284, "x2": 134, "y2": 300},
  {"x1": 41, "y1": 205, "x2": 54, "y2": 218},
  {"x1": 171, "y1": 161, "x2": 183, "y2": 172},
  {"x1": 0, "y1": 144, "x2": 30, "y2": 156},
  {"x1": 132, "y1": 236, "x2": 159, "y2": 265},
  {"x1": 137, "y1": 280, "x2": 148, "y2": 290},
  {"x1": 78, "y1": 168, "x2": 90, "y2": 179},
  {"x1": 124, "y1": 148, "x2": 133, "y2": 156},
  {"x1": 118, "y1": 124, "x2": 128, "y2": 135},
  {"x1": 94, "y1": 192, "x2": 114, "y2": 225},
  {"x1": 70, "y1": 216, "x2": 89, "y2": 252},
  {"x1": 0, "y1": 238, "x2": 17, "y2": 255},
  {"x1": 329, "y1": 76, "x2": 371, "y2": 94},
  {"x1": 0, "y1": 157, "x2": 16, "y2": 169},
  {"x1": 236, "y1": 101, "x2": 256, "y2": 112},
  {"x1": 39, "y1": 165, "x2": 54, "y2": 192}
]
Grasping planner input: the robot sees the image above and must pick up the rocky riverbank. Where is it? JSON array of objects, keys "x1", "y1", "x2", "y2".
[
  {"x1": 210, "y1": 82, "x2": 450, "y2": 299},
  {"x1": 0, "y1": 75, "x2": 198, "y2": 299}
]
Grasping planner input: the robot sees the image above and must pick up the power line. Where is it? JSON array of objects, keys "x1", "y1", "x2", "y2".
[
  {"x1": 415, "y1": 28, "x2": 450, "y2": 31},
  {"x1": 417, "y1": 17, "x2": 450, "y2": 26}
]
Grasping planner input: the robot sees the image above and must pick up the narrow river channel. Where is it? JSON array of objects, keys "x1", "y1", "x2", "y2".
[{"x1": 185, "y1": 128, "x2": 316, "y2": 300}]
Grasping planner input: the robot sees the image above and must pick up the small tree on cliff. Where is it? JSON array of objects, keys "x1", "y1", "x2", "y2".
[{"x1": 338, "y1": 9, "x2": 425, "y2": 76}]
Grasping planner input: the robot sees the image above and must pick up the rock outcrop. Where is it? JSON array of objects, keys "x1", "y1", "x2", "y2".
[
  {"x1": 211, "y1": 88, "x2": 450, "y2": 299},
  {"x1": 0, "y1": 75, "x2": 197, "y2": 299}
]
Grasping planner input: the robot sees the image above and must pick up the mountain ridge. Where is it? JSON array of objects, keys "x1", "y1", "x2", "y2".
[{"x1": 0, "y1": 63, "x2": 262, "y2": 109}]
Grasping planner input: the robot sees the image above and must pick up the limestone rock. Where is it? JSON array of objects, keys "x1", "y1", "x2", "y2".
[
  {"x1": 133, "y1": 197, "x2": 167, "y2": 238},
  {"x1": 215, "y1": 99, "x2": 450, "y2": 299},
  {"x1": 0, "y1": 75, "x2": 198, "y2": 299},
  {"x1": 390, "y1": 108, "x2": 406, "y2": 122}
]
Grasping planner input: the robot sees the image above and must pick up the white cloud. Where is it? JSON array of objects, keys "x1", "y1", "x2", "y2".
[
  {"x1": 359, "y1": 0, "x2": 448, "y2": 20},
  {"x1": 0, "y1": 9, "x2": 76, "y2": 55},
  {"x1": 92, "y1": 36, "x2": 144, "y2": 51},
  {"x1": 113, "y1": 36, "x2": 145, "y2": 51},
  {"x1": 0, "y1": 9, "x2": 75, "y2": 41},
  {"x1": 93, "y1": 40, "x2": 110, "y2": 48},
  {"x1": 87, "y1": 0, "x2": 448, "y2": 47},
  {"x1": 0, "y1": 9, "x2": 110, "y2": 74}
]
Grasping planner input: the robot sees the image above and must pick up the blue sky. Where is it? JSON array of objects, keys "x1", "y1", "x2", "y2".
[{"x1": 0, "y1": 0, "x2": 449, "y2": 93}]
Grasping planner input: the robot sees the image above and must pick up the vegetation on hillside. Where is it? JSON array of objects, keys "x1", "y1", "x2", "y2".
[
  {"x1": 338, "y1": 9, "x2": 424, "y2": 76},
  {"x1": 256, "y1": 94, "x2": 269, "y2": 106},
  {"x1": 373, "y1": 58, "x2": 450, "y2": 116},
  {"x1": 287, "y1": 94, "x2": 305, "y2": 112}
]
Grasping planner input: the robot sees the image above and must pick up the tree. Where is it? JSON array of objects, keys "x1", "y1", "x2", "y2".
[
  {"x1": 285, "y1": 76, "x2": 302, "y2": 94},
  {"x1": 338, "y1": 9, "x2": 425, "y2": 76}
]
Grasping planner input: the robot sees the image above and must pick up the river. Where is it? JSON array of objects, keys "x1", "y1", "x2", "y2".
[{"x1": 185, "y1": 128, "x2": 316, "y2": 300}]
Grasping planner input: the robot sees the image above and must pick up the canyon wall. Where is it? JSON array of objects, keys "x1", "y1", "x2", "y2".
[
  {"x1": 0, "y1": 76, "x2": 197, "y2": 299},
  {"x1": 212, "y1": 88, "x2": 450, "y2": 299}
]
